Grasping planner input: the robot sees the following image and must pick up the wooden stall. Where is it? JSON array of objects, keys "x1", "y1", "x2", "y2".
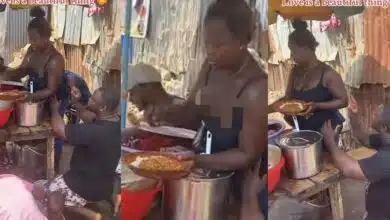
[
  {"x1": 269, "y1": 147, "x2": 375, "y2": 220},
  {"x1": 1, "y1": 121, "x2": 55, "y2": 180}
]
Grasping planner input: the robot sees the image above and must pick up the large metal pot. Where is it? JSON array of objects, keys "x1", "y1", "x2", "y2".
[
  {"x1": 276, "y1": 130, "x2": 323, "y2": 179},
  {"x1": 15, "y1": 101, "x2": 44, "y2": 127},
  {"x1": 163, "y1": 170, "x2": 234, "y2": 220}
]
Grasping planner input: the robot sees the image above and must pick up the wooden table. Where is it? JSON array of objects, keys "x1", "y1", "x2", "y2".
[
  {"x1": 0, "y1": 121, "x2": 55, "y2": 180},
  {"x1": 270, "y1": 147, "x2": 376, "y2": 220}
]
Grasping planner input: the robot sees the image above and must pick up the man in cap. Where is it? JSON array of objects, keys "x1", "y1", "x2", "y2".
[
  {"x1": 122, "y1": 63, "x2": 186, "y2": 147},
  {"x1": 127, "y1": 62, "x2": 184, "y2": 125}
]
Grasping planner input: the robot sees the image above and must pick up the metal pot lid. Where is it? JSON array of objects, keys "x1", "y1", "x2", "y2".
[
  {"x1": 277, "y1": 130, "x2": 323, "y2": 148},
  {"x1": 187, "y1": 169, "x2": 234, "y2": 181}
]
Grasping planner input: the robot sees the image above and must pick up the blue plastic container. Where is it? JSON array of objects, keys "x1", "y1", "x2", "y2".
[{"x1": 268, "y1": 120, "x2": 285, "y2": 145}]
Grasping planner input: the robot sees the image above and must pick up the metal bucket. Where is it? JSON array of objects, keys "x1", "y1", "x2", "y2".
[
  {"x1": 276, "y1": 130, "x2": 324, "y2": 179},
  {"x1": 163, "y1": 170, "x2": 234, "y2": 220},
  {"x1": 15, "y1": 101, "x2": 44, "y2": 127}
]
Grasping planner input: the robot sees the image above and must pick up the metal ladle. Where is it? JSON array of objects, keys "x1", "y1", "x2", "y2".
[
  {"x1": 292, "y1": 115, "x2": 300, "y2": 131},
  {"x1": 29, "y1": 81, "x2": 33, "y2": 103},
  {"x1": 202, "y1": 130, "x2": 213, "y2": 177}
]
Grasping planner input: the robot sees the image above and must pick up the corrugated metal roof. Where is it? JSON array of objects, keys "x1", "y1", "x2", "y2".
[
  {"x1": 3, "y1": 7, "x2": 30, "y2": 64},
  {"x1": 63, "y1": 5, "x2": 83, "y2": 46},
  {"x1": 339, "y1": 14, "x2": 365, "y2": 88},
  {"x1": 362, "y1": 8, "x2": 390, "y2": 87}
]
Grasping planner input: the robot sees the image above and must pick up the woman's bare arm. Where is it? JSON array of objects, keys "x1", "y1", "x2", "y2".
[
  {"x1": 315, "y1": 69, "x2": 348, "y2": 110},
  {"x1": 30, "y1": 54, "x2": 64, "y2": 102}
]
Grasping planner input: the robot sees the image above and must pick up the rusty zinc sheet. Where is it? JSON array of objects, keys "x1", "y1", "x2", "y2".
[
  {"x1": 2, "y1": 8, "x2": 30, "y2": 64},
  {"x1": 339, "y1": 13, "x2": 365, "y2": 89},
  {"x1": 361, "y1": 8, "x2": 390, "y2": 88}
]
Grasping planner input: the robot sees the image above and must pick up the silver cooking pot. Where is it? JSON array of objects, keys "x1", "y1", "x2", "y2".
[
  {"x1": 15, "y1": 101, "x2": 44, "y2": 127},
  {"x1": 276, "y1": 130, "x2": 323, "y2": 179},
  {"x1": 163, "y1": 170, "x2": 234, "y2": 220}
]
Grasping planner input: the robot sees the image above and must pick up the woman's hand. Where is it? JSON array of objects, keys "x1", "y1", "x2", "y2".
[
  {"x1": 299, "y1": 102, "x2": 317, "y2": 116},
  {"x1": 162, "y1": 146, "x2": 196, "y2": 161},
  {"x1": 14, "y1": 92, "x2": 31, "y2": 103}
]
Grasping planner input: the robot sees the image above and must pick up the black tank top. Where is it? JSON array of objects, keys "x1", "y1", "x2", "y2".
[
  {"x1": 286, "y1": 63, "x2": 344, "y2": 131},
  {"x1": 200, "y1": 65, "x2": 267, "y2": 175},
  {"x1": 26, "y1": 47, "x2": 68, "y2": 101}
]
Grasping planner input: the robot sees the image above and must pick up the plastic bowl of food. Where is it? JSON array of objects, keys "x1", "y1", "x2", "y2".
[
  {"x1": 268, "y1": 144, "x2": 285, "y2": 193},
  {"x1": 268, "y1": 120, "x2": 285, "y2": 145},
  {"x1": 123, "y1": 152, "x2": 193, "y2": 180}
]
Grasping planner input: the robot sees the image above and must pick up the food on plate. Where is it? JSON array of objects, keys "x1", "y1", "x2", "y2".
[
  {"x1": 273, "y1": 99, "x2": 308, "y2": 115},
  {"x1": 0, "y1": 90, "x2": 26, "y2": 101},
  {"x1": 127, "y1": 155, "x2": 184, "y2": 171}
]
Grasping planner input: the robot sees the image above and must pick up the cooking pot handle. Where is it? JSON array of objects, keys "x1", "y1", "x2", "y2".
[{"x1": 24, "y1": 145, "x2": 44, "y2": 156}]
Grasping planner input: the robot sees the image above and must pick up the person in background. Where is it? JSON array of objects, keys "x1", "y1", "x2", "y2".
[
  {"x1": 150, "y1": 0, "x2": 267, "y2": 217},
  {"x1": 70, "y1": 85, "x2": 121, "y2": 216},
  {"x1": 64, "y1": 71, "x2": 91, "y2": 124},
  {"x1": 127, "y1": 63, "x2": 184, "y2": 125},
  {"x1": 0, "y1": 174, "x2": 64, "y2": 220},
  {"x1": 269, "y1": 20, "x2": 347, "y2": 133},
  {"x1": 322, "y1": 99, "x2": 390, "y2": 220},
  {"x1": 0, "y1": 7, "x2": 69, "y2": 173},
  {"x1": 49, "y1": 87, "x2": 120, "y2": 212},
  {"x1": 122, "y1": 62, "x2": 185, "y2": 146}
]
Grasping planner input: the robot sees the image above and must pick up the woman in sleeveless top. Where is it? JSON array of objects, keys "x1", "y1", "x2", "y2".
[
  {"x1": 269, "y1": 20, "x2": 347, "y2": 133},
  {"x1": 1, "y1": 7, "x2": 68, "y2": 172},
  {"x1": 151, "y1": 1, "x2": 267, "y2": 218}
]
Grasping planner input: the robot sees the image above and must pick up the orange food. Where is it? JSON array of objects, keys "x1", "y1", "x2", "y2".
[
  {"x1": 126, "y1": 155, "x2": 184, "y2": 171},
  {"x1": 273, "y1": 99, "x2": 307, "y2": 115},
  {"x1": 279, "y1": 102, "x2": 304, "y2": 113},
  {"x1": 0, "y1": 90, "x2": 26, "y2": 101}
]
